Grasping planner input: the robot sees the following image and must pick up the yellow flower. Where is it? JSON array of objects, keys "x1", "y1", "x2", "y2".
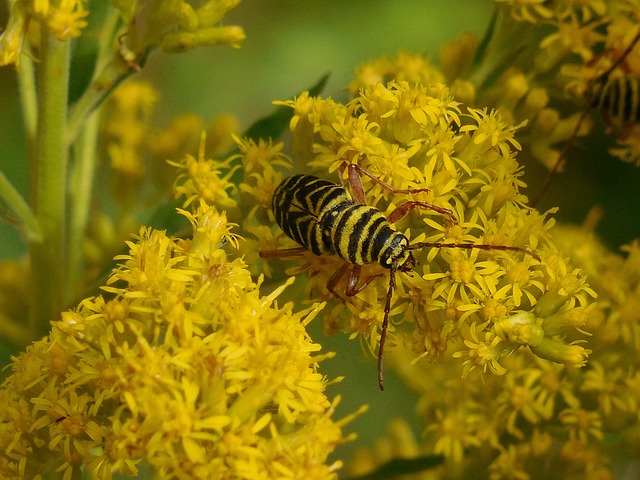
[
  {"x1": 103, "y1": 80, "x2": 159, "y2": 203},
  {"x1": 0, "y1": 201, "x2": 357, "y2": 479},
  {"x1": 348, "y1": 50, "x2": 446, "y2": 95},
  {"x1": 427, "y1": 408, "x2": 482, "y2": 462},
  {"x1": 488, "y1": 444, "x2": 530, "y2": 480},
  {"x1": 558, "y1": 403, "x2": 604, "y2": 443},
  {"x1": 0, "y1": 1, "x2": 29, "y2": 67},
  {"x1": 231, "y1": 135, "x2": 291, "y2": 174},
  {"x1": 494, "y1": 0, "x2": 554, "y2": 24},
  {"x1": 495, "y1": 368, "x2": 552, "y2": 439},
  {"x1": 264, "y1": 81, "x2": 595, "y2": 384},
  {"x1": 115, "y1": 0, "x2": 245, "y2": 59},
  {"x1": 45, "y1": 0, "x2": 88, "y2": 40},
  {"x1": 170, "y1": 132, "x2": 240, "y2": 209}
]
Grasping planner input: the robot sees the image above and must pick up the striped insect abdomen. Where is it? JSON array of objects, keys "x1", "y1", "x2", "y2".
[
  {"x1": 272, "y1": 174, "x2": 351, "y2": 256},
  {"x1": 320, "y1": 203, "x2": 407, "y2": 267},
  {"x1": 591, "y1": 76, "x2": 640, "y2": 124}
]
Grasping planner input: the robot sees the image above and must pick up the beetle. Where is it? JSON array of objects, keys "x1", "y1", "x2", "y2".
[
  {"x1": 260, "y1": 164, "x2": 540, "y2": 390},
  {"x1": 533, "y1": 31, "x2": 640, "y2": 205},
  {"x1": 588, "y1": 31, "x2": 640, "y2": 130}
]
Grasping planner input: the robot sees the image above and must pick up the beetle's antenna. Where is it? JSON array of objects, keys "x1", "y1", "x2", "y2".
[{"x1": 407, "y1": 242, "x2": 541, "y2": 262}]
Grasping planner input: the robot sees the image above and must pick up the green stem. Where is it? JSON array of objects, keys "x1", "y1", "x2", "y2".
[
  {"x1": 67, "y1": 113, "x2": 98, "y2": 294},
  {"x1": 66, "y1": 8, "x2": 120, "y2": 294},
  {"x1": 17, "y1": 42, "x2": 38, "y2": 147},
  {"x1": 0, "y1": 172, "x2": 41, "y2": 242},
  {"x1": 29, "y1": 33, "x2": 70, "y2": 339},
  {"x1": 66, "y1": 52, "x2": 147, "y2": 145}
]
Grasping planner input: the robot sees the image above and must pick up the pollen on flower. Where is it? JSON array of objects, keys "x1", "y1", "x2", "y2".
[
  {"x1": 0, "y1": 3, "x2": 29, "y2": 67},
  {"x1": 46, "y1": 2, "x2": 89, "y2": 40},
  {"x1": 264, "y1": 79, "x2": 596, "y2": 389},
  {"x1": 348, "y1": 50, "x2": 446, "y2": 95},
  {"x1": 170, "y1": 132, "x2": 240, "y2": 209},
  {"x1": 0, "y1": 199, "x2": 357, "y2": 478}
]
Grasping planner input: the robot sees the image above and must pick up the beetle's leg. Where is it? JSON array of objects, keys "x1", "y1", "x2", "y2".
[
  {"x1": 347, "y1": 163, "x2": 431, "y2": 196},
  {"x1": 326, "y1": 263, "x2": 350, "y2": 299},
  {"x1": 345, "y1": 266, "x2": 383, "y2": 296},
  {"x1": 346, "y1": 164, "x2": 368, "y2": 204},
  {"x1": 259, "y1": 247, "x2": 308, "y2": 258},
  {"x1": 530, "y1": 106, "x2": 592, "y2": 207},
  {"x1": 387, "y1": 200, "x2": 456, "y2": 224},
  {"x1": 590, "y1": 30, "x2": 640, "y2": 78},
  {"x1": 345, "y1": 164, "x2": 456, "y2": 222},
  {"x1": 532, "y1": 31, "x2": 640, "y2": 206},
  {"x1": 328, "y1": 264, "x2": 382, "y2": 298}
]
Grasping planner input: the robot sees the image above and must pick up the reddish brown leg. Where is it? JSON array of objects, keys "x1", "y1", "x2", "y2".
[
  {"x1": 327, "y1": 263, "x2": 382, "y2": 298},
  {"x1": 259, "y1": 247, "x2": 308, "y2": 258},
  {"x1": 387, "y1": 200, "x2": 456, "y2": 224},
  {"x1": 530, "y1": 108, "x2": 591, "y2": 207},
  {"x1": 326, "y1": 263, "x2": 350, "y2": 300},
  {"x1": 345, "y1": 267, "x2": 383, "y2": 296},
  {"x1": 344, "y1": 163, "x2": 456, "y2": 222},
  {"x1": 326, "y1": 260, "x2": 389, "y2": 390},
  {"x1": 593, "y1": 31, "x2": 640, "y2": 78},
  {"x1": 347, "y1": 163, "x2": 430, "y2": 197}
]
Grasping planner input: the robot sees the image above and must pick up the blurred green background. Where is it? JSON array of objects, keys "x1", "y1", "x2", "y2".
[{"x1": 2, "y1": 0, "x2": 640, "y2": 470}]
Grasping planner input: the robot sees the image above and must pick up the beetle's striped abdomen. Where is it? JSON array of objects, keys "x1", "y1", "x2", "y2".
[
  {"x1": 321, "y1": 204, "x2": 408, "y2": 267},
  {"x1": 272, "y1": 174, "x2": 409, "y2": 267},
  {"x1": 272, "y1": 174, "x2": 351, "y2": 256},
  {"x1": 591, "y1": 76, "x2": 640, "y2": 125}
]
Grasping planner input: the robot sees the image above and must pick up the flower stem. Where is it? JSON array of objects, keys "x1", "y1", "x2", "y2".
[
  {"x1": 67, "y1": 112, "x2": 98, "y2": 295},
  {"x1": 29, "y1": 33, "x2": 70, "y2": 339},
  {"x1": 17, "y1": 42, "x2": 38, "y2": 146}
]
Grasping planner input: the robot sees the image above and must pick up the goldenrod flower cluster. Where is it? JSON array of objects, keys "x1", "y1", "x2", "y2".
[
  {"x1": 0, "y1": 0, "x2": 88, "y2": 66},
  {"x1": 222, "y1": 81, "x2": 615, "y2": 479},
  {"x1": 0, "y1": 196, "x2": 357, "y2": 479},
  {"x1": 492, "y1": 0, "x2": 640, "y2": 165},
  {"x1": 347, "y1": 216, "x2": 640, "y2": 480},
  {"x1": 229, "y1": 82, "x2": 592, "y2": 380},
  {"x1": 0, "y1": 0, "x2": 245, "y2": 67},
  {"x1": 350, "y1": 1, "x2": 640, "y2": 168},
  {"x1": 2, "y1": 1, "x2": 640, "y2": 479}
]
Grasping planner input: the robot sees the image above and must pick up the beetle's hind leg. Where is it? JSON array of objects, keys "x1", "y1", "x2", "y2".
[
  {"x1": 259, "y1": 246, "x2": 308, "y2": 258},
  {"x1": 343, "y1": 163, "x2": 457, "y2": 223},
  {"x1": 327, "y1": 263, "x2": 383, "y2": 300}
]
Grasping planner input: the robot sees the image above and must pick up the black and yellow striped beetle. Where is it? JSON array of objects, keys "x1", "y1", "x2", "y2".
[
  {"x1": 533, "y1": 31, "x2": 640, "y2": 205},
  {"x1": 587, "y1": 31, "x2": 640, "y2": 132},
  {"x1": 260, "y1": 164, "x2": 540, "y2": 390}
]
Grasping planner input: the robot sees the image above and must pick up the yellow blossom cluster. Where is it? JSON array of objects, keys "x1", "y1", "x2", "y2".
[
  {"x1": 228, "y1": 81, "x2": 594, "y2": 383},
  {"x1": 0, "y1": 0, "x2": 245, "y2": 68},
  {"x1": 0, "y1": 0, "x2": 88, "y2": 66},
  {"x1": 104, "y1": 81, "x2": 158, "y2": 198},
  {"x1": 80, "y1": 81, "x2": 240, "y2": 288},
  {"x1": 348, "y1": 217, "x2": 640, "y2": 480},
  {"x1": 493, "y1": 0, "x2": 640, "y2": 166},
  {"x1": 2, "y1": 2, "x2": 639, "y2": 479},
  {"x1": 349, "y1": 2, "x2": 640, "y2": 169},
  {"x1": 0, "y1": 200, "x2": 356, "y2": 479}
]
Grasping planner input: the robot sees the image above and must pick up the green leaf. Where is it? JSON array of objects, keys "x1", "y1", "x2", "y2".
[
  {"x1": 242, "y1": 72, "x2": 330, "y2": 142},
  {"x1": 346, "y1": 455, "x2": 445, "y2": 480},
  {"x1": 470, "y1": 8, "x2": 498, "y2": 71},
  {"x1": 0, "y1": 171, "x2": 42, "y2": 243}
]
